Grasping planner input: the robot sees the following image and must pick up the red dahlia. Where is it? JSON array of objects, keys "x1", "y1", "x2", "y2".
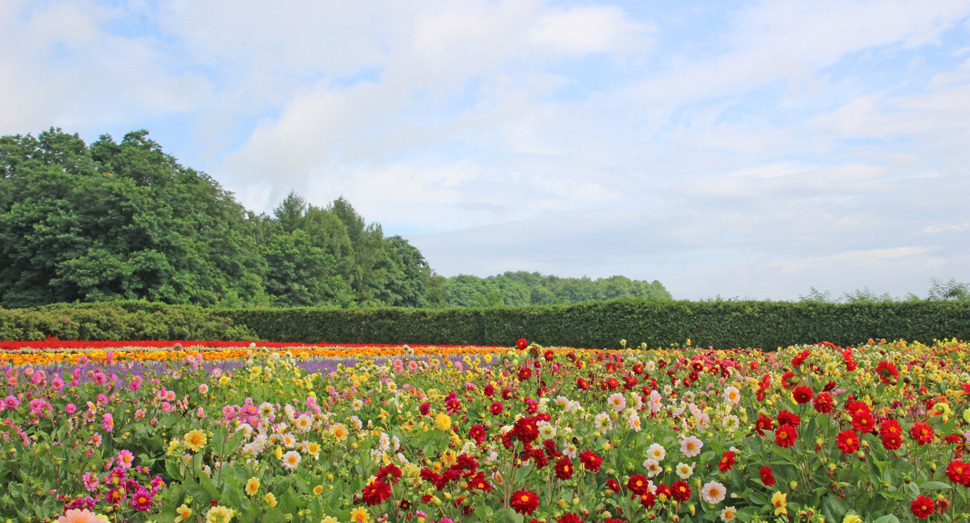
[
  {"x1": 851, "y1": 410, "x2": 876, "y2": 433},
  {"x1": 516, "y1": 338, "x2": 529, "y2": 350},
  {"x1": 911, "y1": 495, "x2": 935, "y2": 519},
  {"x1": 836, "y1": 430, "x2": 860, "y2": 454},
  {"x1": 792, "y1": 385, "x2": 813, "y2": 404},
  {"x1": 760, "y1": 466, "x2": 776, "y2": 486},
  {"x1": 812, "y1": 391, "x2": 834, "y2": 414},
  {"x1": 774, "y1": 423, "x2": 798, "y2": 448},
  {"x1": 718, "y1": 451, "x2": 736, "y2": 472},
  {"x1": 557, "y1": 513, "x2": 583, "y2": 523},
  {"x1": 553, "y1": 457, "x2": 574, "y2": 480},
  {"x1": 876, "y1": 360, "x2": 900, "y2": 384},
  {"x1": 946, "y1": 459, "x2": 970, "y2": 487},
  {"x1": 489, "y1": 401, "x2": 504, "y2": 415},
  {"x1": 755, "y1": 415, "x2": 774, "y2": 436},
  {"x1": 882, "y1": 433, "x2": 902, "y2": 451},
  {"x1": 670, "y1": 480, "x2": 691, "y2": 502},
  {"x1": 578, "y1": 449, "x2": 603, "y2": 472},
  {"x1": 605, "y1": 479, "x2": 621, "y2": 494},
  {"x1": 510, "y1": 489, "x2": 540, "y2": 515},
  {"x1": 627, "y1": 474, "x2": 650, "y2": 495},
  {"x1": 467, "y1": 472, "x2": 492, "y2": 492},
  {"x1": 777, "y1": 410, "x2": 801, "y2": 427},
  {"x1": 910, "y1": 422, "x2": 934, "y2": 445},
  {"x1": 361, "y1": 479, "x2": 392, "y2": 506},
  {"x1": 879, "y1": 419, "x2": 902, "y2": 438},
  {"x1": 376, "y1": 464, "x2": 402, "y2": 483},
  {"x1": 468, "y1": 424, "x2": 487, "y2": 444},
  {"x1": 512, "y1": 416, "x2": 540, "y2": 444},
  {"x1": 639, "y1": 492, "x2": 656, "y2": 508}
]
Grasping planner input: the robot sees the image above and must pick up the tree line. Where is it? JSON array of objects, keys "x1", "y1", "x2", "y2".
[{"x1": 0, "y1": 128, "x2": 672, "y2": 309}]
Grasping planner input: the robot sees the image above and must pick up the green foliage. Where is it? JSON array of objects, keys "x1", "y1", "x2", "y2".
[
  {"x1": 442, "y1": 271, "x2": 672, "y2": 307},
  {"x1": 0, "y1": 128, "x2": 266, "y2": 308},
  {"x1": 927, "y1": 278, "x2": 970, "y2": 301},
  {"x1": 0, "y1": 301, "x2": 256, "y2": 341},
  {"x1": 221, "y1": 299, "x2": 970, "y2": 348}
]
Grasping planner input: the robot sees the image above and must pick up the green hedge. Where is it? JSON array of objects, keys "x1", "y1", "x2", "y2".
[
  {"x1": 0, "y1": 301, "x2": 257, "y2": 341},
  {"x1": 2, "y1": 299, "x2": 968, "y2": 349},
  {"x1": 224, "y1": 299, "x2": 970, "y2": 349}
]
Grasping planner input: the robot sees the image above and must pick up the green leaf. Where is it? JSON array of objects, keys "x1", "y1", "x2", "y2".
[
  {"x1": 873, "y1": 515, "x2": 901, "y2": 523},
  {"x1": 224, "y1": 429, "x2": 247, "y2": 455},
  {"x1": 918, "y1": 481, "x2": 952, "y2": 491},
  {"x1": 263, "y1": 507, "x2": 289, "y2": 523}
]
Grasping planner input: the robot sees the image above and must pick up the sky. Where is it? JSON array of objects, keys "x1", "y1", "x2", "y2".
[{"x1": 2, "y1": 0, "x2": 969, "y2": 301}]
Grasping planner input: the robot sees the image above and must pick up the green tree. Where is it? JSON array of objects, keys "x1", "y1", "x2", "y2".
[
  {"x1": 0, "y1": 128, "x2": 267, "y2": 307},
  {"x1": 928, "y1": 278, "x2": 970, "y2": 301},
  {"x1": 384, "y1": 235, "x2": 433, "y2": 308}
]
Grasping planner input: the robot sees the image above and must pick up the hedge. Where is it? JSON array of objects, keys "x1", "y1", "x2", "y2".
[
  {"x1": 0, "y1": 301, "x2": 257, "y2": 341},
  {"x1": 2, "y1": 299, "x2": 968, "y2": 349},
  {"x1": 223, "y1": 299, "x2": 970, "y2": 349}
]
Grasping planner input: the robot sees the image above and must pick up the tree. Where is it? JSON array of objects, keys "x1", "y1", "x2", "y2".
[
  {"x1": 928, "y1": 278, "x2": 970, "y2": 301},
  {"x1": 384, "y1": 236, "x2": 433, "y2": 308},
  {"x1": 0, "y1": 128, "x2": 266, "y2": 307}
]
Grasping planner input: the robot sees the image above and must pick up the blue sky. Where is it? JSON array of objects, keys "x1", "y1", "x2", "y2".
[{"x1": 2, "y1": 0, "x2": 969, "y2": 300}]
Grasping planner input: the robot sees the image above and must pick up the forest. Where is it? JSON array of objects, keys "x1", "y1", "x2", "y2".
[{"x1": 0, "y1": 128, "x2": 672, "y2": 309}]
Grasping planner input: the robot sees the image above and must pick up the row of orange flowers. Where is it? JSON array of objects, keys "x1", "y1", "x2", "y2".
[{"x1": 0, "y1": 341, "x2": 638, "y2": 366}]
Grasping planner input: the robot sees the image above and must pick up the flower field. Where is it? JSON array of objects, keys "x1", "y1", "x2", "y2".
[{"x1": 2, "y1": 338, "x2": 970, "y2": 523}]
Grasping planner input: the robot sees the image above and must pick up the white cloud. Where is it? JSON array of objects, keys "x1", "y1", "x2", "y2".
[
  {"x1": 529, "y1": 5, "x2": 651, "y2": 55},
  {"x1": 2, "y1": 0, "x2": 969, "y2": 300}
]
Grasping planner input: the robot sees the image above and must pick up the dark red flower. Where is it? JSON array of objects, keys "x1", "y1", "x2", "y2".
[
  {"x1": 516, "y1": 338, "x2": 529, "y2": 350},
  {"x1": 553, "y1": 457, "x2": 574, "y2": 480},
  {"x1": 836, "y1": 430, "x2": 860, "y2": 454},
  {"x1": 518, "y1": 367, "x2": 533, "y2": 381},
  {"x1": 627, "y1": 474, "x2": 650, "y2": 495},
  {"x1": 489, "y1": 401, "x2": 504, "y2": 415},
  {"x1": 639, "y1": 491, "x2": 656, "y2": 508},
  {"x1": 755, "y1": 415, "x2": 774, "y2": 436},
  {"x1": 376, "y1": 464, "x2": 402, "y2": 483},
  {"x1": 718, "y1": 451, "x2": 736, "y2": 472},
  {"x1": 792, "y1": 385, "x2": 813, "y2": 404},
  {"x1": 774, "y1": 424, "x2": 798, "y2": 448},
  {"x1": 605, "y1": 479, "x2": 621, "y2": 494},
  {"x1": 419, "y1": 402, "x2": 430, "y2": 415},
  {"x1": 543, "y1": 439, "x2": 562, "y2": 459},
  {"x1": 362, "y1": 479, "x2": 392, "y2": 506},
  {"x1": 578, "y1": 450, "x2": 603, "y2": 472},
  {"x1": 513, "y1": 416, "x2": 540, "y2": 444},
  {"x1": 670, "y1": 480, "x2": 691, "y2": 502},
  {"x1": 812, "y1": 391, "x2": 834, "y2": 414},
  {"x1": 777, "y1": 410, "x2": 801, "y2": 427},
  {"x1": 557, "y1": 513, "x2": 583, "y2": 523},
  {"x1": 469, "y1": 424, "x2": 487, "y2": 444},
  {"x1": 576, "y1": 378, "x2": 590, "y2": 390},
  {"x1": 467, "y1": 472, "x2": 492, "y2": 492},
  {"x1": 510, "y1": 489, "x2": 540, "y2": 515},
  {"x1": 760, "y1": 466, "x2": 775, "y2": 486},
  {"x1": 483, "y1": 384, "x2": 495, "y2": 397},
  {"x1": 911, "y1": 495, "x2": 934, "y2": 519}
]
